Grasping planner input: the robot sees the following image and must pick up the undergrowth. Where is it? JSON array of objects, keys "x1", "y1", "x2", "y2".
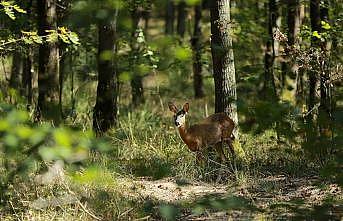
[{"x1": 0, "y1": 96, "x2": 340, "y2": 220}]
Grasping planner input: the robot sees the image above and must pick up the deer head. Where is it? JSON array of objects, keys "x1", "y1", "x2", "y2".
[{"x1": 168, "y1": 102, "x2": 189, "y2": 127}]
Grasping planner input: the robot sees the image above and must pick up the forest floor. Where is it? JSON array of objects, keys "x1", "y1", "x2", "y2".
[{"x1": 117, "y1": 175, "x2": 342, "y2": 220}]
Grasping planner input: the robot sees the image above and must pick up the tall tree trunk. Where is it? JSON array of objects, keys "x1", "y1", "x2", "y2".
[
  {"x1": 22, "y1": 49, "x2": 33, "y2": 110},
  {"x1": 130, "y1": 7, "x2": 145, "y2": 106},
  {"x1": 210, "y1": 0, "x2": 238, "y2": 136},
  {"x1": 177, "y1": 0, "x2": 187, "y2": 38},
  {"x1": 318, "y1": 0, "x2": 332, "y2": 141},
  {"x1": 282, "y1": 0, "x2": 302, "y2": 101},
  {"x1": 295, "y1": 3, "x2": 305, "y2": 102},
  {"x1": 10, "y1": 51, "x2": 22, "y2": 90},
  {"x1": 191, "y1": 3, "x2": 204, "y2": 98},
  {"x1": 37, "y1": 0, "x2": 60, "y2": 123},
  {"x1": 22, "y1": 0, "x2": 34, "y2": 110},
  {"x1": 263, "y1": 0, "x2": 277, "y2": 100},
  {"x1": 165, "y1": 0, "x2": 175, "y2": 35},
  {"x1": 93, "y1": 20, "x2": 118, "y2": 134},
  {"x1": 59, "y1": 46, "x2": 69, "y2": 118},
  {"x1": 308, "y1": 0, "x2": 321, "y2": 122}
]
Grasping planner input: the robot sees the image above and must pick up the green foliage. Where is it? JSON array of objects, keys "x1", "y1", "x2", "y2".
[
  {"x1": 0, "y1": 105, "x2": 109, "y2": 202},
  {"x1": 0, "y1": 0, "x2": 26, "y2": 20},
  {"x1": 0, "y1": 28, "x2": 80, "y2": 55}
]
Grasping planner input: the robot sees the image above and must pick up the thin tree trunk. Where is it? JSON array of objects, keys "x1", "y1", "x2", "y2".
[
  {"x1": 36, "y1": 0, "x2": 60, "y2": 123},
  {"x1": 130, "y1": 7, "x2": 145, "y2": 106},
  {"x1": 295, "y1": 3, "x2": 305, "y2": 103},
  {"x1": 210, "y1": 0, "x2": 238, "y2": 136},
  {"x1": 93, "y1": 20, "x2": 118, "y2": 134},
  {"x1": 22, "y1": 49, "x2": 33, "y2": 109},
  {"x1": 22, "y1": 0, "x2": 34, "y2": 110},
  {"x1": 318, "y1": 0, "x2": 332, "y2": 141},
  {"x1": 10, "y1": 51, "x2": 22, "y2": 90},
  {"x1": 165, "y1": 0, "x2": 175, "y2": 35},
  {"x1": 263, "y1": 0, "x2": 277, "y2": 100},
  {"x1": 282, "y1": 0, "x2": 302, "y2": 100},
  {"x1": 177, "y1": 1, "x2": 187, "y2": 38},
  {"x1": 59, "y1": 46, "x2": 69, "y2": 118},
  {"x1": 191, "y1": 3, "x2": 204, "y2": 98},
  {"x1": 308, "y1": 0, "x2": 321, "y2": 122}
]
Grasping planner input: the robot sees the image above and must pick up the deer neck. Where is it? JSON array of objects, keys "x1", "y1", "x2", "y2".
[{"x1": 178, "y1": 125, "x2": 197, "y2": 151}]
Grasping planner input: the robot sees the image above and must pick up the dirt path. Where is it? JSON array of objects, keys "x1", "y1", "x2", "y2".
[
  {"x1": 125, "y1": 177, "x2": 228, "y2": 202},
  {"x1": 118, "y1": 176, "x2": 342, "y2": 220}
]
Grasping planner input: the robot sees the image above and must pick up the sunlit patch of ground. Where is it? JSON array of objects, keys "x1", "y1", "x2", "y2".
[
  {"x1": 120, "y1": 177, "x2": 228, "y2": 202},
  {"x1": 118, "y1": 175, "x2": 342, "y2": 220}
]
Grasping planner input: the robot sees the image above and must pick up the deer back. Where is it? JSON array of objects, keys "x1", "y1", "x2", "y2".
[
  {"x1": 186, "y1": 123, "x2": 223, "y2": 150},
  {"x1": 201, "y1": 113, "x2": 235, "y2": 139}
]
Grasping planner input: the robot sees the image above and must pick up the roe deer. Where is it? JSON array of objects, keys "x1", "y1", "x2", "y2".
[{"x1": 168, "y1": 102, "x2": 235, "y2": 166}]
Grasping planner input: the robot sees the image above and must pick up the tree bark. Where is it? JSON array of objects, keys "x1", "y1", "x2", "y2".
[
  {"x1": 282, "y1": 0, "x2": 303, "y2": 101},
  {"x1": 10, "y1": 51, "x2": 23, "y2": 90},
  {"x1": 36, "y1": 0, "x2": 60, "y2": 123},
  {"x1": 191, "y1": 3, "x2": 204, "y2": 98},
  {"x1": 165, "y1": 0, "x2": 175, "y2": 35},
  {"x1": 130, "y1": 7, "x2": 145, "y2": 106},
  {"x1": 22, "y1": 0, "x2": 34, "y2": 110},
  {"x1": 295, "y1": 3, "x2": 305, "y2": 102},
  {"x1": 318, "y1": 0, "x2": 332, "y2": 139},
  {"x1": 93, "y1": 20, "x2": 118, "y2": 134},
  {"x1": 263, "y1": 0, "x2": 277, "y2": 100},
  {"x1": 210, "y1": 0, "x2": 238, "y2": 135},
  {"x1": 177, "y1": 0, "x2": 187, "y2": 38},
  {"x1": 22, "y1": 49, "x2": 33, "y2": 109},
  {"x1": 308, "y1": 0, "x2": 321, "y2": 122}
]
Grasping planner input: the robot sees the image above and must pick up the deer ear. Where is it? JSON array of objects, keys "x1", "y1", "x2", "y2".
[
  {"x1": 183, "y1": 103, "x2": 189, "y2": 113},
  {"x1": 168, "y1": 102, "x2": 178, "y2": 113}
]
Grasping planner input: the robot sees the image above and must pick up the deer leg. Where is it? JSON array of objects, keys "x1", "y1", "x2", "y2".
[
  {"x1": 196, "y1": 151, "x2": 205, "y2": 166},
  {"x1": 224, "y1": 138, "x2": 235, "y2": 156},
  {"x1": 214, "y1": 142, "x2": 228, "y2": 183},
  {"x1": 214, "y1": 142, "x2": 228, "y2": 163}
]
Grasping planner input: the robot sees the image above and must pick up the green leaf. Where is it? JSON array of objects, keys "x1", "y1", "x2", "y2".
[
  {"x1": 39, "y1": 147, "x2": 58, "y2": 161},
  {"x1": 67, "y1": 32, "x2": 80, "y2": 45},
  {"x1": 100, "y1": 50, "x2": 113, "y2": 61},
  {"x1": 13, "y1": 5, "x2": 26, "y2": 14},
  {"x1": 321, "y1": 21, "x2": 331, "y2": 30},
  {"x1": 185, "y1": 0, "x2": 201, "y2": 6},
  {"x1": 173, "y1": 46, "x2": 192, "y2": 61},
  {"x1": 312, "y1": 31, "x2": 321, "y2": 39},
  {"x1": 4, "y1": 7, "x2": 15, "y2": 20},
  {"x1": 53, "y1": 128, "x2": 72, "y2": 147},
  {"x1": 4, "y1": 134, "x2": 19, "y2": 148},
  {"x1": 16, "y1": 126, "x2": 33, "y2": 139},
  {"x1": 119, "y1": 71, "x2": 132, "y2": 82},
  {"x1": 0, "y1": 120, "x2": 10, "y2": 131}
]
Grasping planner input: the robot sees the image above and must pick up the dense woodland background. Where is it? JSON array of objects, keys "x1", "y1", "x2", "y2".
[{"x1": 0, "y1": 0, "x2": 342, "y2": 220}]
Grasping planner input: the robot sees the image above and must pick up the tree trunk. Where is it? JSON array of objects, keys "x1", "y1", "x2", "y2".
[
  {"x1": 22, "y1": 49, "x2": 33, "y2": 110},
  {"x1": 318, "y1": 0, "x2": 332, "y2": 140},
  {"x1": 191, "y1": 3, "x2": 204, "y2": 98},
  {"x1": 10, "y1": 51, "x2": 23, "y2": 90},
  {"x1": 130, "y1": 7, "x2": 145, "y2": 106},
  {"x1": 177, "y1": 1, "x2": 187, "y2": 38},
  {"x1": 295, "y1": 3, "x2": 305, "y2": 102},
  {"x1": 282, "y1": 0, "x2": 302, "y2": 101},
  {"x1": 210, "y1": 0, "x2": 238, "y2": 135},
  {"x1": 165, "y1": 0, "x2": 175, "y2": 35},
  {"x1": 36, "y1": 0, "x2": 60, "y2": 123},
  {"x1": 59, "y1": 46, "x2": 69, "y2": 118},
  {"x1": 263, "y1": 0, "x2": 277, "y2": 100},
  {"x1": 308, "y1": 0, "x2": 321, "y2": 122},
  {"x1": 22, "y1": 0, "x2": 34, "y2": 110},
  {"x1": 93, "y1": 21, "x2": 118, "y2": 135}
]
